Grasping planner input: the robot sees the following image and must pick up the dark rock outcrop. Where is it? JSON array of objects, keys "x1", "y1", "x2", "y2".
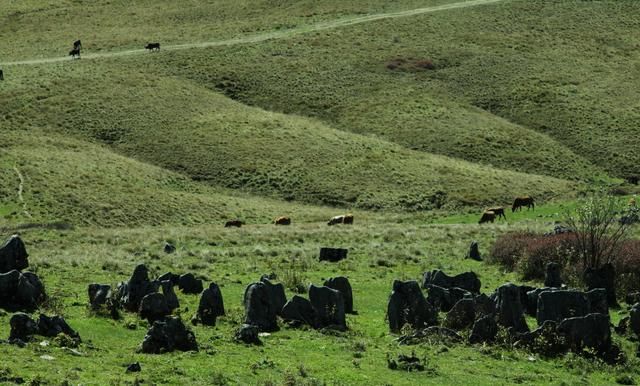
[
  {"x1": 473, "y1": 293, "x2": 496, "y2": 317},
  {"x1": 319, "y1": 247, "x2": 348, "y2": 262},
  {"x1": 0, "y1": 235, "x2": 29, "y2": 273},
  {"x1": 557, "y1": 313, "x2": 611, "y2": 354},
  {"x1": 234, "y1": 324, "x2": 262, "y2": 345},
  {"x1": 260, "y1": 277, "x2": 287, "y2": 316},
  {"x1": 309, "y1": 285, "x2": 346, "y2": 330},
  {"x1": 0, "y1": 270, "x2": 46, "y2": 312},
  {"x1": 139, "y1": 293, "x2": 171, "y2": 323},
  {"x1": 495, "y1": 283, "x2": 528, "y2": 333},
  {"x1": 244, "y1": 282, "x2": 279, "y2": 332},
  {"x1": 323, "y1": 276, "x2": 354, "y2": 314},
  {"x1": 116, "y1": 264, "x2": 159, "y2": 312},
  {"x1": 178, "y1": 273, "x2": 203, "y2": 294},
  {"x1": 140, "y1": 317, "x2": 198, "y2": 354},
  {"x1": 544, "y1": 262, "x2": 563, "y2": 288},
  {"x1": 425, "y1": 285, "x2": 470, "y2": 312},
  {"x1": 584, "y1": 263, "x2": 617, "y2": 307},
  {"x1": 422, "y1": 270, "x2": 481, "y2": 293},
  {"x1": 36, "y1": 314, "x2": 80, "y2": 339},
  {"x1": 88, "y1": 284, "x2": 112, "y2": 310},
  {"x1": 281, "y1": 295, "x2": 317, "y2": 328},
  {"x1": 536, "y1": 290, "x2": 590, "y2": 325},
  {"x1": 194, "y1": 282, "x2": 225, "y2": 326},
  {"x1": 387, "y1": 280, "x2": 437, "y2": 332},
  {"x1": 160, "y1": 280, "x2": 179, "y2": 312},
  {"x1": 444, "y1": 298, "x2": 476, "y2": 330},
  {"x1": 469, "y1": 315, "x2": 498, "y2": 344},
  {"x1": 465, "y1": 241, "x2": 482, "y2": 261},
  {"x1": 157, "y1": 272, "x2": 180, "y2": 286},
  {"x1": 9, "y1": 313, "x2": 38, "y2": 342}
]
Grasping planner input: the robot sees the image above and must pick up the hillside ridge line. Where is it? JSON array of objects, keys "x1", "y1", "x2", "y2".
[{"x1": 1, "y1": 0, "x2": 506, "y2": 66}]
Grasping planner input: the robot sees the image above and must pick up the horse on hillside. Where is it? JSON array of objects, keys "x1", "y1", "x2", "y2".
[{"x1": 512, "y1": 196, "x2": 535, "y2": 212}]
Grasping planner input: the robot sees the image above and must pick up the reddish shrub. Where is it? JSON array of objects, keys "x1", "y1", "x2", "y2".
[
  {"x1": 614, "y1": 239, "x2": 640, "y2": 294},
  {"x1": 489, "y1": 231, "x2": 534, "y2": 271}
]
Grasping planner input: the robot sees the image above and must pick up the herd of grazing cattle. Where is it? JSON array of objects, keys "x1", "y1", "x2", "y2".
[{"x1": 479, "y1": 196, "x2": 535, "y2": 224}]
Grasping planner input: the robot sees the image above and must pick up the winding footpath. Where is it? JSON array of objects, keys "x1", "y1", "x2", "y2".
[
  {"x1": 13, "y1": 166, "x2": 33, "y2": 219},
  {"x1": 1, "y1": 0, "x2": 506, "y2": 67}
]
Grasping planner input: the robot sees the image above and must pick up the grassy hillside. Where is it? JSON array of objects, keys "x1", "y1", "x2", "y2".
[
  {"x1": 1, "y1": 221, "x2": 638, "y2": 385},
  {"x1": 0, "y1": 0, "x2": 454, "y2": 61},
  {"x1": 135, "y1": 0, "x2": 636, "y2": 180},
  {"x1": 0, "y1": 130, "x2": 337, "y2": 228},
  {"x1": 0, "y1": 61, "x2": 576, "y2": 213}
]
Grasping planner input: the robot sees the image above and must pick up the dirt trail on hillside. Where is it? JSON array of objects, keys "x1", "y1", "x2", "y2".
[
  {"x1": 1, "y1": 0, "x2": 505, "y2": 67},
  {"x1": 13, "y1": 166, "x2": 33, "y2": 219}
]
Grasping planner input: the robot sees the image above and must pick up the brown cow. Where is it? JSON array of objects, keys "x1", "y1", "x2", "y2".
[
  {"x1": 224, "y1": 219, "x2": 244, "y2": 228},
  {"x1": 487, "y1": 207, "x2": 506, "y2": 220},
  {"x1": 343, "y1": 214, "x2": 354, "y2": 224},
  {"x1": 479, "y1": 211, "x2": 496, "y2": 224},
  {"x1": 274, "y1": 216, "x2": 291, "y2": 225},
  {"x1": 69, "y1": 48, "x2": 81, "y2": 59},
  {"x1": 512, "y1": 196, "x2": 535, "y2": 212}
]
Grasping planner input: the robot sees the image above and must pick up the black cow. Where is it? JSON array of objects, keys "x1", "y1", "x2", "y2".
[
  {"x1": 145, "y1": 43, "x2": 161, "y2": 51},
  {"x1": 0, "y1": 69, "x2": 3, "y2": 81},
  {"x1": 69, "y1": 49, "x2": 81, "y2": 59},
  {"x1": 73, "y1": 40, "x2": 82, "y2": 51}
]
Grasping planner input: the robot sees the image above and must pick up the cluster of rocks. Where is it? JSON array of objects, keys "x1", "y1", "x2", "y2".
[
  {"x1": 0, "y1": 235, "x2": 46, "y2": 312},
  {"x1": 9, "y1": 313, "x2": 80, "y2": 346},
  {"x1": 87, "y1": 264, "x2": 218, "y2": 353},
  {"x1": 240, "y1": 275, "x2": 354, "y2": 343},
  {"x1": 388, "y1": 265, "x2": 625, "y2": 363}
]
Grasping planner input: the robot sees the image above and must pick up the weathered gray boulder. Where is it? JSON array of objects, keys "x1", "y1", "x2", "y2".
[
  {"x1": 465, "y1": 241, "x2": 482, "y2": 261},
  {"x1": 309, "y1": 285, "x2": 346, "y2": 330},
  {"x1": 387, "y1": 280, "x2": 437, "y2": 333},
  {"x1": 557, "y1": 313, "x2": 611, "y2": 354},
  {"x1": 0, "y1": 270, "x2": 46, "y2": 312},
  {"x1": 37, "y1": 314, "x2": 80, "y2": 339},
  {"x1": 139, "y1": 293, "x2": 171, "y2": 323},
  {"x1": 425, "y1": 285, "x2": 470, "y2": 312},
  {"x1": 178, "y1": 273, "x2": 203, "y2": 294},
  {"x1": 281, "y1": 295, "x2": 317, "y2": 327},
  {"x1": 319, "y1": 247, "x2": 348, "y2": 262},
  {"x1": 627, "y1": 292, "x2": 640, "y2": 306},
  {"x1": 536, "y1": 290, "x2": 590, "y2": 326},
  {"x1": 116, "y1": 264, "x2": 159, "y2": 312},
  {"x1": 584, "y1": 263, "x2": 617, "y2": 307},
  {"x1": 260, "y1": 278, "x2": 287, "y2": 315},
  {"x1": 544, "y1": 262, "x2": 563, "y2": 288},
  {"x1": 140, "y1": 317, "x2": 198, "y2": 354},
  {"x1": 630, "y1": 303, "x2": 640, "y2": 336},
  {"x1": 525, "y1": 287, "x2": 555, "y2": 316},
  {"x1": 324, "y1": 277, "x2": 354, "y2": 314},
  {"x1": 444, "y1": 298, "x2": 476, "y2": 330},
  {"x1": 615, "y1": 316, "x2": 630, "y2": 335},
  {"x1": 160, "y1": 280, "x2": 179, "y2": 312},
  {"x1": 244, "y1": 282, "x2": 278, "y2": 332},
  {"x1": 0, "y1": 235, "x2": 29, "y2": 273},
  {"x1": 194, "y1": 282, "x2": 225, "y2": 326},
  {"x1": 469, "y1": 315, "x2": 498, "y2": 344},
  {"x1": 422, "y1": 270, "x2": 481, "y2": 293},
  {"x1": 9, "y1": 313, "x2": 38, "y2": 342},
  {"x1": 88, "y1": 284, "x2": 112, "y2": 310},
  {"x1": 496, "y1": 283, "x2": 528, "y2": 333},
  {"x1": 234, "y1": 324, "x2": 262, "y2": 345}
]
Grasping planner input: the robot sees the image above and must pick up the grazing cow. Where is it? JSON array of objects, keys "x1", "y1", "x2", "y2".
[
  {"x1": 274, "y1": 216, "x2": 291, "y2": 225},
  {"x1": 327, "y1": 215, "x2": 345, "y2": 226},
  {"x1": 0, "y1": 69, "x2": 3, "y2": 81},
  {"x1": 69, "y1": 48, "x2": 81, "y2": 59},
  {"x1": 73, "y1": 40, "x2": 82, "y2": 50},
  {"x1": 487, "y1": 207, "x2": 506, "y2": 220},
  {"x1": 145, "y1": 43, "x2": 161, "y2": 51},
  {"x1": 224, "y1": 219, "x2": 243, "y2": 228},
  {"x1": 343, "y1": 214, "x2": 354, "y2": 224},
  {"x1": 512, "y1": 196, "x2": 535, "y2": 212},
  {"x1": 479, "y1": 211, "x2": 496, "y2": 224}
]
